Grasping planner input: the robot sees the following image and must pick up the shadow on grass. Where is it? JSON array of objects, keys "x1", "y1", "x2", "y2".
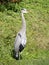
[
  {"x1": 0, "y1": 0, "x2": 23, "y2": 12},
  {"x1": 0, "y1": 1, "x2": 19, "y2": 12},
  {"x1": 0, "y1": 4, "x2": 18, "y2": 12}
]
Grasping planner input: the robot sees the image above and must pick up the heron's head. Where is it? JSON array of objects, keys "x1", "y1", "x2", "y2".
[{"x1": 21, "y1": 8, "x2": 28, "y2": 14}]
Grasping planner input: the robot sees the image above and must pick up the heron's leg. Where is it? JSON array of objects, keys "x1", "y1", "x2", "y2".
[
  {"x1": 20, "y1": 54, "x2": 22, "y2": 59},
  {"x1": 19, "y1": 52, "x2": 22, "y2": 60}
]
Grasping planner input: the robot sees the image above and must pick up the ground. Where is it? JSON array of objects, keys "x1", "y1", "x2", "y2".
[{"x1": 0, "y1": 0, "x2": 49, "y2": 65}]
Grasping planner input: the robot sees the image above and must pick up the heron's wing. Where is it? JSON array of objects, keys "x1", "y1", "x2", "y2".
[
  {"x1": 21, "y1": 36, "x2": 27, "y2": 47},
  {"x1": 15, "y1": 33, "x2": 21, "y2": 44},
  {"x1": 14, "y1": 33, "x2": 21, "y2": 51}
]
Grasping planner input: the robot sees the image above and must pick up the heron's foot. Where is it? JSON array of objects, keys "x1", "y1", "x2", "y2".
[
  {"x1": 15, "y1": 54, "x2": 22, "y2": 60},
  {"x1": 20, "y1": 55, "x2": 22, "y2": 59},
  {"x1": 15, "y1": 56, "x2": 19, "y2": 60},
  {"x1": 12, "y1": 49, "x2": 22, "y2": 60}
]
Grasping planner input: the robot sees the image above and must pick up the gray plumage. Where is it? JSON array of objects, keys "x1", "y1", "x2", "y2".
[{"x1": 14, "y1": 9, "x2": 27, "y2": 60}]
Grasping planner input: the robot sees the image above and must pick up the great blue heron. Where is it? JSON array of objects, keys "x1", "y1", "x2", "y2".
[{"x1": 14, "y1": 9, "x2": 28, "y2": 60}]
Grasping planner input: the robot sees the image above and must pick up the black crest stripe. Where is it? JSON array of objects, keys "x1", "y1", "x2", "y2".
[{"x1": 18, "y1": 33, "x2": 21, "y2": 37}]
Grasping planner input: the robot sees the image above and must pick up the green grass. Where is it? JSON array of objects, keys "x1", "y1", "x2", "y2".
[{"x1": 0, "y1": 0, "x2": 49, "y2": 65}]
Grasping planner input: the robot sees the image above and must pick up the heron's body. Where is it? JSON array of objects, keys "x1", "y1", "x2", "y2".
[{"x1": 14, "y1": 9, "x2": 27, "y2": 60}]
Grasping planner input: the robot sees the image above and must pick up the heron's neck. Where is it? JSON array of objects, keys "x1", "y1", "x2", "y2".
[{"x1": 21, "y1": 12, "x2": 26, "y2": 32}]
